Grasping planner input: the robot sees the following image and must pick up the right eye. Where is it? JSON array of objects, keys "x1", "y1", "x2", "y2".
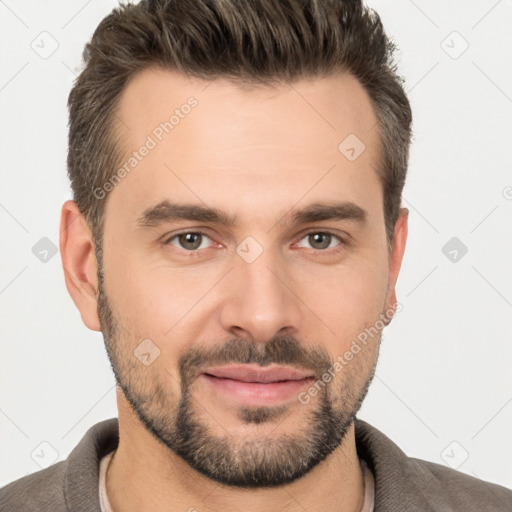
[{"x1": 164, "y1": 231, "x2": 216, "y2": 252}]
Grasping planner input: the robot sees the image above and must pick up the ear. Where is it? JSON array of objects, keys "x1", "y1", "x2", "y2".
[
  {"x1": 59, "y1": 200, "x2": 101, "y2": 332},
  {"x1": 384, "y1": 207, "x2": 408, "y2": 323}
]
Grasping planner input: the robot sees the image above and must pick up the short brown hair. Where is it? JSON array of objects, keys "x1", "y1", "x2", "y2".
[{"x1": 67, "y1": 0, "x2": 412, "y2": 253}]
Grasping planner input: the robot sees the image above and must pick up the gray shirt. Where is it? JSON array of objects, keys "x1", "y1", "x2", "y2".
[{"x1": 1, "y1": 417, "x2": 511, "y2": 511}]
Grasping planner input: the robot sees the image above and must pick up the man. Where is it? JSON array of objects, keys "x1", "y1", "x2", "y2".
[{"x1": 1, "y1": 0, "x2": 510, "y2": 510}]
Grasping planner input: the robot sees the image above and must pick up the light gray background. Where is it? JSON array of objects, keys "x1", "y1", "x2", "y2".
[{"x1": 1, "y1": 0, "x2": 511, "y2": 490}]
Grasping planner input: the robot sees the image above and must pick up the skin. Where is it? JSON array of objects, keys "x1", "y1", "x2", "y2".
[{"x1": 60, "y1": 68, "x2": 408, "y2": 511}]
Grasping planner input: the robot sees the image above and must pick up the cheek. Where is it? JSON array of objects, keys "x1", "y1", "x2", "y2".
[
  {"x1": 105, "y1": 252, "x2": 215, "y2": 344},
  {"x1": 302, "y1": 255, "x2": 388, "y2": 343}
]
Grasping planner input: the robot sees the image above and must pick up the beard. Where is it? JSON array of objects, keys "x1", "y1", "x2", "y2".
[{"x1": 96, "y1": 249, "x2": 382, "y2": 489}]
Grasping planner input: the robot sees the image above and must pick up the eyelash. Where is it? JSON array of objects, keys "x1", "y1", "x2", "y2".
[{"x1": 163, "y1": 229, "x2": 347, "y2": 256}]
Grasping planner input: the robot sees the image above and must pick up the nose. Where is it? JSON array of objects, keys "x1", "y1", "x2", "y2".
[{"x1": 218, "y1": 245, "x2": 303, "y2": 343}]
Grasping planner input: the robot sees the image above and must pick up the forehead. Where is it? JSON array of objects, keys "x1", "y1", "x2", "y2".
[
  {"x1": 107, "y1": 67, "x2": 382, "y2": 229},
  {"x1": 116, "y1": 67, "x2": 379, "y2": 149}
]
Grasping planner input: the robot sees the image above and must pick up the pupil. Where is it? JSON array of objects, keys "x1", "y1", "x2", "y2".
[
  {"x1": 311, "y1": 233, "x2": 330, "y2": 249},
  {"x1": 181, "y1": 233, "x2": 201, "y2": 250}
]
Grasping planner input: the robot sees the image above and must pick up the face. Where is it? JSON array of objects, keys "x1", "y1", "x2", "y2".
[{"x1": 94, "y1": 68, "x2": 404, "y2": 488}]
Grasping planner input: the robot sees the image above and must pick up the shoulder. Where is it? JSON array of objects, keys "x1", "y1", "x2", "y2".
[
  {"x1": 404, "y1": 456, "x2": 512, "y2": 509},
  {"x1": 354, "y1": 418, "x2": 512, "y2": 511},
  {"x1": 0, "y1": 417, "x2": 118, "y2": 512},
  {"x1": 0, "y1": 462, "x2": 67, "y2": 511}
]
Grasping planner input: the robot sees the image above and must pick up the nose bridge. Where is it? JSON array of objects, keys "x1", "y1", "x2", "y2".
[
  {"x1": 242, "y1": 245, "x2": 284, "y2": 301},
  {"x1": 219, "y1": 239, "x2": 302, "y2": 340}
]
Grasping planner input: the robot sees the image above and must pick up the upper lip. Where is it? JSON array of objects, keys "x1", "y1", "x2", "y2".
[{"x1": 202, "y1": 365, "x2": 314, "y2": 383}]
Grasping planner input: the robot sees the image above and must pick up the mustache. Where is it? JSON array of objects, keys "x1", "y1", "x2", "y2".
[{"x1": 178, "y1": 335, "x2": 333, "y2": 384}]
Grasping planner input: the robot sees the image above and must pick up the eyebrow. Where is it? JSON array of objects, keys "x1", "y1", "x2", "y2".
[{"x1": 135, "y1": 200, "x2": 368, "y2": 229}]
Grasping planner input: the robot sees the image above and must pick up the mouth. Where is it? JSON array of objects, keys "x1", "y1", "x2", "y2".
[{"x1": 199, "y1": 364, "x2": 315, "y2": 406}]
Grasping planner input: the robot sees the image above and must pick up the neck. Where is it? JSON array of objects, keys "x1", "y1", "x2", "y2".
[{"x1": 106, "y1": 395, "x2": 365, "y2": 512}]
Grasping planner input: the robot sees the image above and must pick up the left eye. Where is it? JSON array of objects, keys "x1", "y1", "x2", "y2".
[{"x1": 296, "y1": 232, "x2": 344, "y2": 251}]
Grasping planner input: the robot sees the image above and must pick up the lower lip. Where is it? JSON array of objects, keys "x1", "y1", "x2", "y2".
[{"x1": 201, "y1": 374, "x2": 314, "y2": 406}]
